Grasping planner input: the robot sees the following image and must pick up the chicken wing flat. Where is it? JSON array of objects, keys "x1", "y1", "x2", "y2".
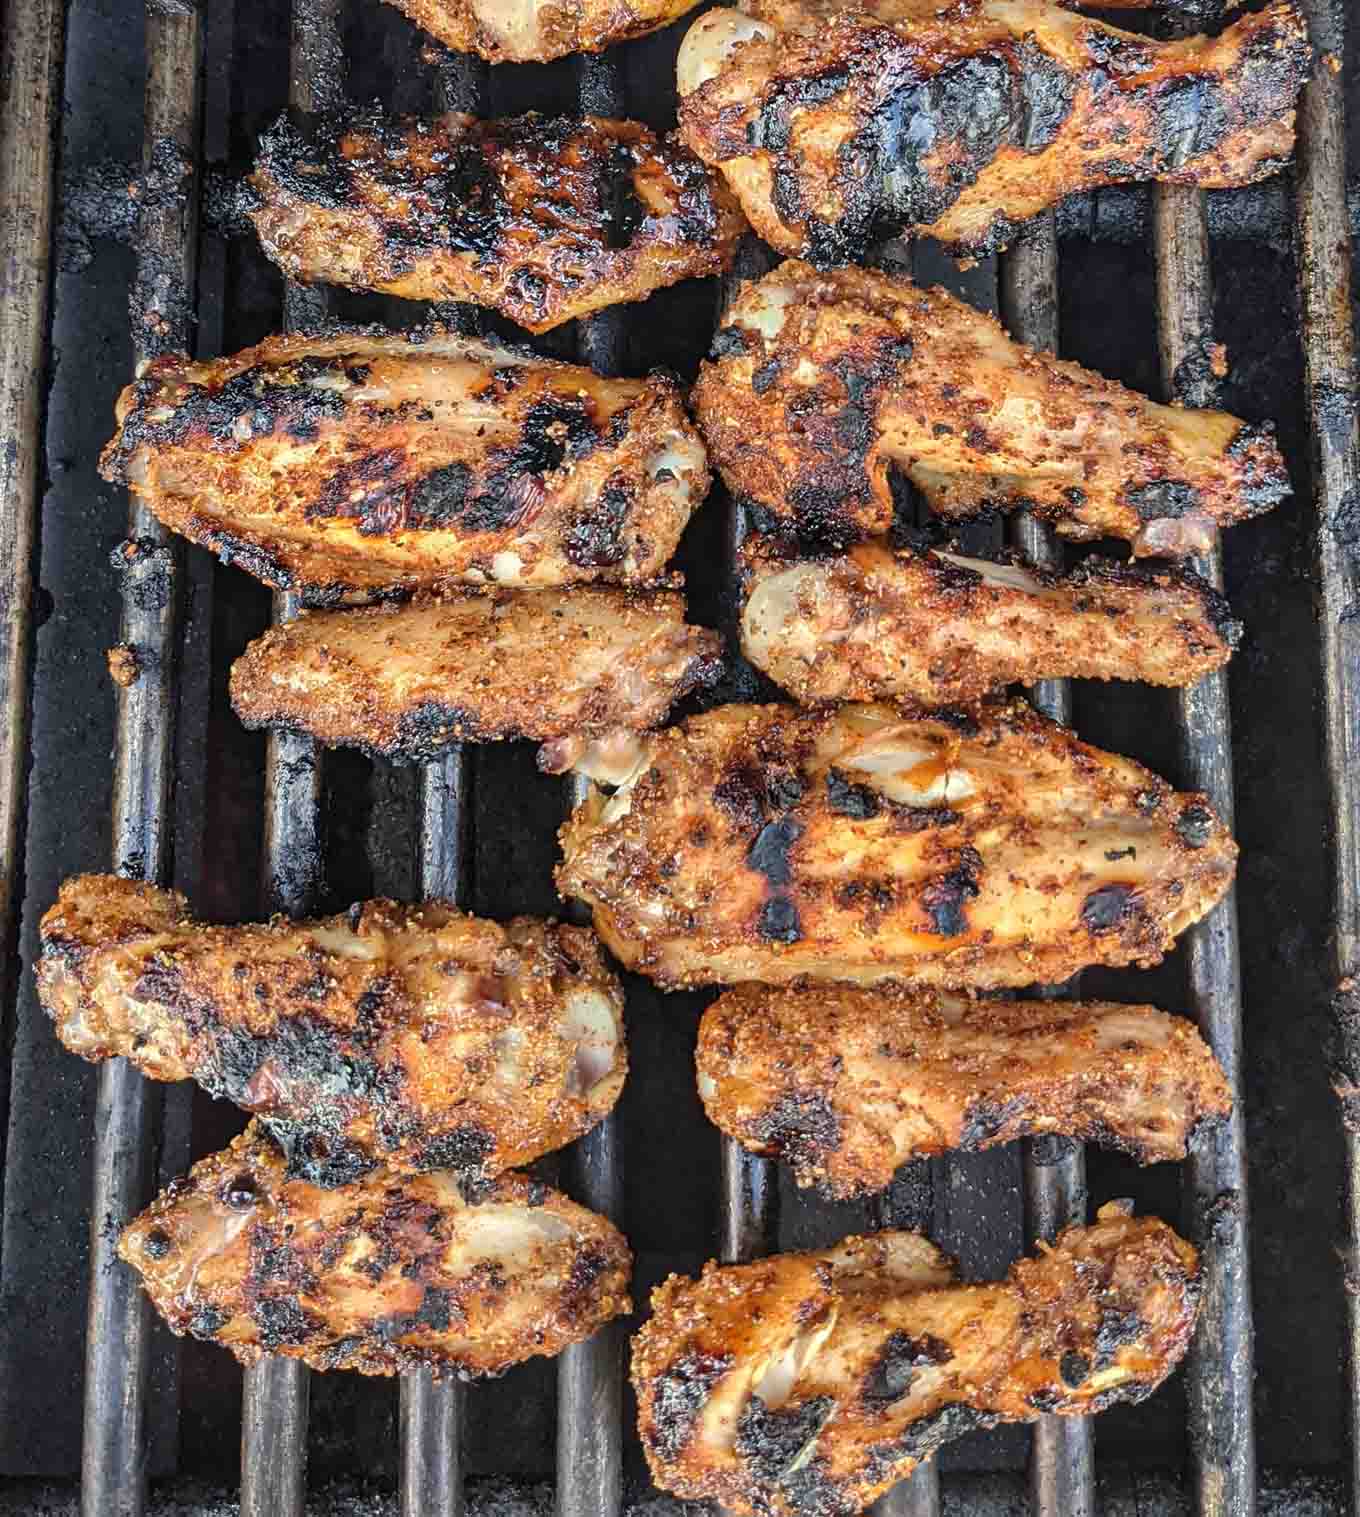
[
  {"x1": 741, "y1": 541, "x2": 1240, "y2": 706},
  {"x1": 633, "y1": 1203, "x2": 1199, "y2": 1516},
  {"x1": 249, "y1": 111, "x2": 747, "y2": 333},
  {"x1": 556, "y1": 699, "x2": 1236, "y2": 990},
  {"x1": 229, "y1": 586, "x2": 723, "y2": 770},
  {"x1": 676, "y1": 0, "x2": 1309, "y2": 261},
  {"x1": 697, "y1": 985, "x2": 1231, "y2": 1198},
  {"x1": 119, "y1": 1121, "x2": 632, "y2": 1377},
  {"x1": 99, "y1": 327, "x2": 707, "y2": 599},
  {"x1": 693, "y1": 260, "x2": 1287, "y2": 555},
  {"x1": 383, "y1": 0, "x2": 704, "y2": 62},
  {"x1": 39, "y1": 874, "x2": 625, "y2": 1185}
]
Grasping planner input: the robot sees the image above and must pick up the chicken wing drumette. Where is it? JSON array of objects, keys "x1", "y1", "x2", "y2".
[
  {"x1": 39, "y1": 874, "x2": 625, "y2": 1185},
  {"x1": 120, "y1": 1121, "x2": 632, "y2": 1377},
  {"x1": 693, "y1": 260, "x2": 1287, "y2": 555},
  {"x1": 229, "y1": 586, "x2": 723, "y2": 772},
  {"x1": 676, "y1": 0, "x2": 1309, "y2": 261},
  {"x1": 249, "y1": 111, "x2": 747, "y2": 333},
  {"x1": 633, "y1": 1204, "x2": 1199, "y2": 1516},
  {"x1": 556, "y1": 699, "x2": 1237, "y2": 990},
  {"x1": 740, "y1": 540, "x2": 1241, "y2": 706},
  {"x1": 697, "y1": 985, "x2": 1231, "y2": 1198},
  {"x1": 100, "y1": 326, "x2": 707, "y2": 600},
  {"x1": 383, "y1": 0, "x2": 705, "y2": 63}
]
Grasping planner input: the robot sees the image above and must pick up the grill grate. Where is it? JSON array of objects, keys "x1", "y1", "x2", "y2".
[{"x1": 0, "y1": 0, "x2": 1353, "y2": 1512}]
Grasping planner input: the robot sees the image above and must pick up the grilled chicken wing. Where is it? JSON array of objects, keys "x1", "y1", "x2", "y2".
[
  {"x1": 383, "y1": 0, "x2": 704, "y2": 62},
  {"x1": 694, "y1": 260, "x2": 1287, "y2": 555},
  {"x1": 99, "y1": 327, "x2": 707, "y2": 600},
  {"x1": 229, "y1": 586, "x2": 723, "y2": 770},
  {"x1": 741, "y1": 541, "x2": 1240, "y2": 706},
  {"x1": 697, "y1": 986, "x2": 1231, "y2": 1198},
  {"x1": 556, "y1": 699, "x2": 1236, "y2": 990},
  {"x1": 38, "y1": 874, "x2": 625, "y2": 1185},
  {"x1": 676, "y1": 0, "x2": 1309, "y2": 261},
  {"x1": 249, "y1": 111, "x2": 747, "y2": 333},
  {"x1": 633, "y1": 1204, "x2": 1199, "y2": 1516},
  {"x1": 119, "y1": 1121, "x2": 632, "y2": 1377}
]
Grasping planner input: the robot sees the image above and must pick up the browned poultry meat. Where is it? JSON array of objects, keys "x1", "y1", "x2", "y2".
[
  {"x1": 229, "y1": 586, "x2": 724, "y2": 771},
  {"x1": 740, "y1": 540, "x2": 1240, "y2": 706},
  {"x1": 676, "y1": 0, "x2": 1310, "y2": 261},
  {"x1": 99, "y1": 327, "x2": 707, "y2": 600},
  {"x1": 248, "y1": 111, "x2": 747, "y2": 333},
  {"x1": 119, "y1": 1121, "x2": 632, "y2": 1377},
  {"x1": 633, "y1": 1203, "x2": 1199, "y2": 1516},
  {"x1": 556, "y1": 699, "x2": 1237, "y2": 990},
  {"x1": 38, "y1": 874, "x2": 625, "y2": 1185},
  {"x1": 697, "y1": 985, "x2": 1231, "y2": 1197},
  {"x1": 693, "y1": 260, "x2": 1288, "y2": 555},
  {"x1": 383, "y1": 0, "x2": 705, "y2": 62}
]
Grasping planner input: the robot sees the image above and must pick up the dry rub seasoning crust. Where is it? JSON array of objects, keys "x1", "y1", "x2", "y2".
[
  {"x1": 740, "y1": 540, "x2": 1241, "y2": 706},
  {"x1": 38, "y1": 874, "x2": 626, "y2": 1184},
  {"x1": 697, "y1": 984, "x2": 1232, "y2": 1197},
  {"x1": 119, "y1": 1120, "x2": 632, "y2": 1378},
  {"x1": 556, "y1": 699, "x2": 1238, "y2": 990},
  {"x1": 228, "y1": 586, "x2": 723, "y2": 766},
  {"x1": 249, "y1": 111, "x2": 747, "y2": 333},
  {"x1": 99, "y1": 325, "x2": 708, "y2": 601},
  {"x1": 384, "y1": 0, "x2": 706, "y2": 63},
  {"x1": 693, "y1": 259, "x2": 1288, "y2": 555},
  {"x1": 632, "y1": 1205, "x2": 1200, "y2": 1516},
  {"x1": 676, "y1": 0, "x2": 1310, "y2": 262}
]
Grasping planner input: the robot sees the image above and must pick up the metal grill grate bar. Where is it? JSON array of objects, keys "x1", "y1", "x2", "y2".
[
  {"x1": 1152, "y1": 183, "x2": 1256, "y2": 1517},
  {"x1": 81, "y1": 11, "x2": 203, "y2": 1515},
  {"x1": 999, "y1": 213, "x2": 1095, "y2": 1517},
  {"x1": 1292, "y1": 0, "x2": 1360, "y2": 1507}
]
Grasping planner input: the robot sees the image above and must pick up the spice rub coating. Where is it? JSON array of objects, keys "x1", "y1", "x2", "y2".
[
  {"x1": 229, "y1": 586, "x2": 723, "y2": 769},
  {"x1": 677, "y1": 0, "x2": 1309, "y2": 262},
  {"x1": 556, "y1": 699, "x2": 1237, "y2": 990},
  {"x1": 100, "y1": 325, "x2": 708, "y2": 600},
  {"x1": 693, "y1": 260, "x2": 1287, "y2": 555},
  {"x1": 39, "y1": 874, "x2": 626, "y2": 1185},
  {"x1": 383, "y1": 0, "x2": 706, "y2": 64},
  {"x1": 120, "y1": 1121, "x2": 632, "y2": 1377},
  {"x1": 633, "y1": 1204, "x2": 1199, "y2": 1516},
  {"x1": 698, "y1": 985, "x2": 1231, "y2": 1197},
  {"x1": 249, "y1": 111, "x2": 747, "y2": 333},
  {"x1": 740, "y1": 540, "x2": 1240, "y2": 706}
]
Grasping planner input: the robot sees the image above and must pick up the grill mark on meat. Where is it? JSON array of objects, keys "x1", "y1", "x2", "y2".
[
  {"x1": 646, "y1": 1350, "x2": 735, "y2": 1460},
  {"x1": 861, "y1": 1330, "x2": 953, "y2": 1408}
]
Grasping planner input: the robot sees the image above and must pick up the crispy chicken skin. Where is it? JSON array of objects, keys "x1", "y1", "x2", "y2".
[
  {"x1": 248, "y1": 111, "x2": 747, "y2": 334},
  {"x1": 383, "y1": 0, "x2": 705, "y2": 62},
  {"x1": 119, "y1": 1121, "x2": 632, "y2": 1377},
  {"x1": 676, "y1": 0, "x2": 1309, "y2": 261},
  {"x1": 740, "y1": 541, "x2": 1241, "y2": 706},
  {"x1": 697, "y1": 986, "x2": 1231, "y2": 1197},
  {"x1": 556, "y1": 699, "x2": 1237, "y2": 990},
  {"x1": 633, "y1": 1204, "x2": 1199, "y2": 1516},
  {"x1": 99, "y1": 326, "x2": 707, "y2": 600},
  {"x1": 38, "y1": 874, "x2": 626, "y2": 1185},
  {"x1": 694, "y1": 260, "x2": 1287, "y2": 555},
  {"x1": 229, "y1": 587, "x2": 724, "y2": 770}
]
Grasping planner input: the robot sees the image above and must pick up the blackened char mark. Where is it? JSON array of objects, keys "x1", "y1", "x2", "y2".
[
  {"x1": 920, "y1": 848, "x2": 981, "y2": 936},
  {"x1": 1081, "y1": 883, "x2": 1138, "y2": 933},
  {"x1": 406, "y1": 463, "x2": 472, "y2": 528},
  {"x1": 263, "y1": 1117, "x2": 377, "y2": 1189},
  {"x1": 387, "y1": 701, "x2": 489, "y2": 764},
  {"x1": 751, "y1": 1089, "x2": 841, "y2": 1172},
  {"x1": 747, "y1": 816, "x2": 804, "y2": 886},
  {"x1": 563, "y1": 480, "x2": 633, "y2": 569},
  {"x1": 1094, "y1": 1306, "x2": 1146, "y2": 1368},
  {"x1": 1175, "y1": 802, "x2": 1216, "y2": 848},
  {"x1": 1122, "y1": 478, "x2": 1200, "y2": 521},
  {"x1": 861, "y1": 1330, "x2": 953, "y2": 1408},
  {"x1": 826, "y1": 768, "x2": 880, "y2": 820},
  {"x1": 736, "y1": 1394, "x2": 835, "y2": 1482},
  {"x1": 411, "y1": 1123, "x2": 497, "y2": 1174},
  {"x1": 647, "y1": 1349, "x2": 735, "y2": 1461},
  {"x1": 604, "y1": 143, "x2": 645, "y2": 250},
  {"x1": 1141, "y1": 73, "x2": 1229, "y2": 171},
  {"x1": 253, "y1": 1294, "x2": 323, "y2": 1350},
  {"x1": 957, "y1": 1095, "x2": 1029, "y2": 1150},
  {"x1": 757, "y1": 897, "x2": 803, "y2": 943}
]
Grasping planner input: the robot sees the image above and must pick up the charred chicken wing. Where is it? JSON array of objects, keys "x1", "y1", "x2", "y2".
[
  {"x1": 697, "y1": 985, "x2": 1231, "y2": 1197},
  {"x1": 633, "y1": 1204, "x2": 1199, "y2": 1516},
  {"x1": 556, "y1": 699, "x2": 1237, "y2": 990},
  {"x1": 676, "y1": 0, "x2": 1310, "y2": 261},
  {"x1": 383, "y1": 0, "x2": 705, "y2": 62},
  {"x1": 39, "y1": 874, "x2": 625, "y2": 1184},
  {"x1": 249, "y1": 111, "x2": 747, "y2": 333},
  {"x1": 100, "y1": 327, "x2": 707, "y2": 599},
  {"x1": 741, "y1": 541, "x2": 1240, "y2": 706},
  {"x1": 120, "y1": 1121, "x2": 632, "y2": 1376},
  {"x1": 693, "y1": 260, "x2": 1287, "y2": 555},
  {"x1": 229, "y1": 586, "x2": 723, "y2": 770}
]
